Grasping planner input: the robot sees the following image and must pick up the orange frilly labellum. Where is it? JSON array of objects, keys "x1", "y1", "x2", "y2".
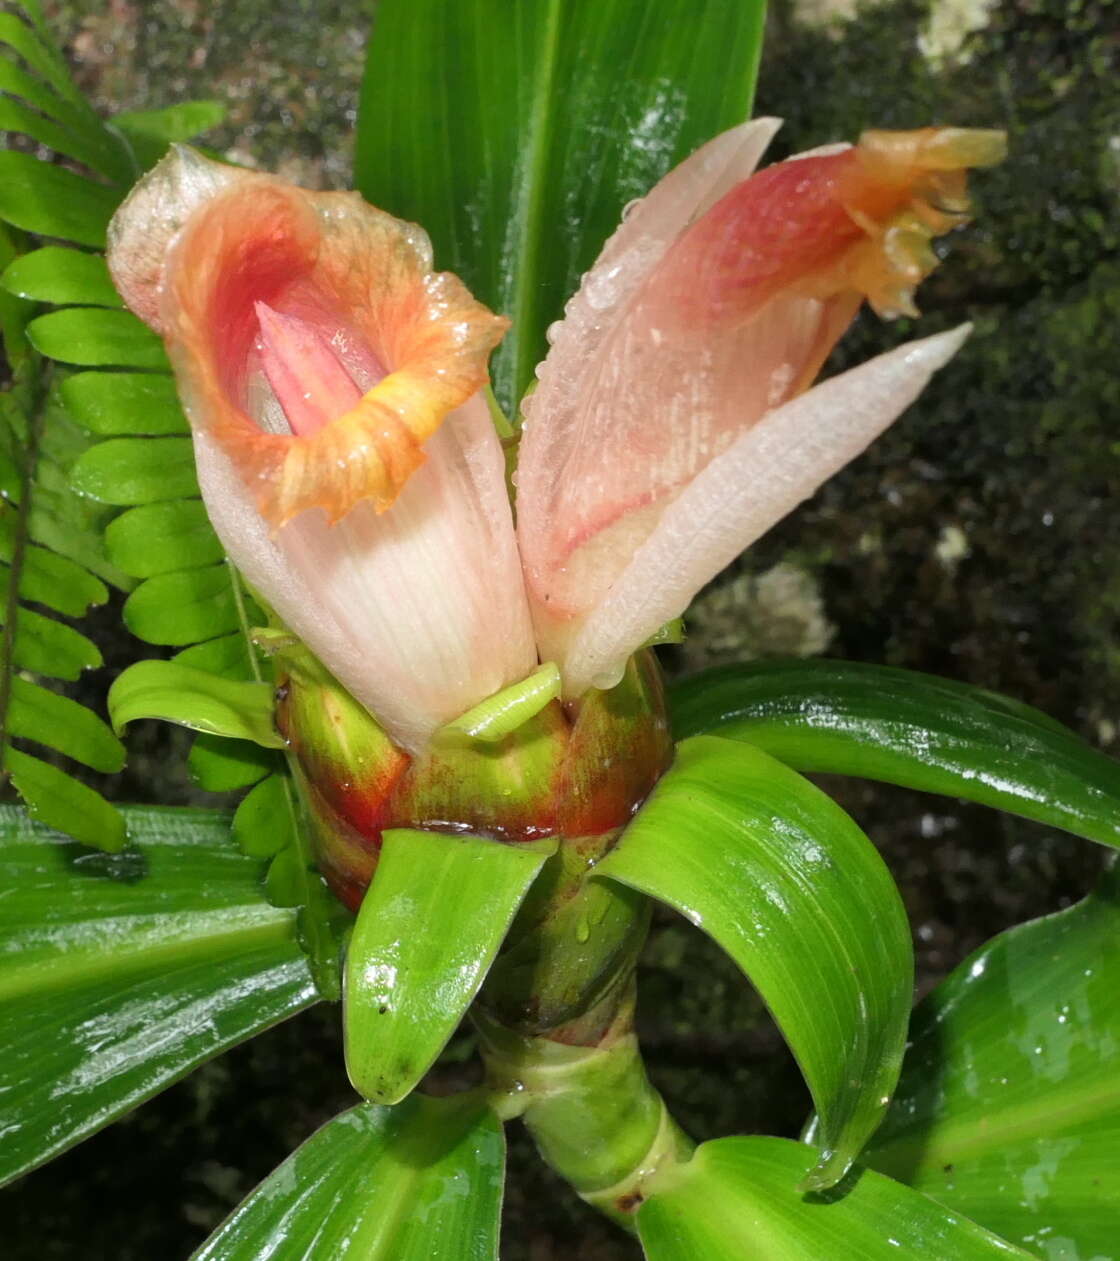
[{"x1": 109, "y1": 147, "x2": 509, "y2": 527}]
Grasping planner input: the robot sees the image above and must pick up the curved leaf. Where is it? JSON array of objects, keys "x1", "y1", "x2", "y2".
[
  {"x1": 7, "y1": 675, "x2": 124, "y2": 771},
  {"x1": 670, "y1": 660, "x2": 1120, "y2": 850},
  {"x1": 1, "y1": 246, "x2": 123, "y2": 307},
  {"x1": 27, "y1": 307, "x2": 166, "y2": 368},
  {"x1": 108, "y1": 659, "x2": 282, "y2": 746},
  {"x1": 189, "y1": 732, "x2": 276, "y2": 793},
  {"x1": 4, "y1": 748, "x2": 125, "y2": 851},
  {"x1": 193, "y1": 1095, "x2": 505, "y2": 1261},
  {"x1": 863, "y1": 860, "x2": 1120, "y2": 1257},
  {"x1": 105, "y1": 499, "x2": 223, "y2": 578},
  {"x1": 70, "y1": 435, "x2": 197, "y2": 504},
  {"x1": 637, "y1": 1137, "x2": 1030, "y2": 1260},
  {"x1": 0, "y1": 803, "x2": 319, "y2": 1184},
  {"x1": 357, "y1": 0, "x2": 766, "y2": 411},
  {"x1": 346, "y1": 828, "x2": 555, "y2": 1104},
  {"x1": 596, "y1": 734, "x2": 912, "y2": 1189},
  {"x1": 123, "y1": 564, "x2": 240, "y2": 645},
  {"x1": 60, "y1": 371, "x2": 186, "y2": 436},
  {"x1": 0, "y1": 151, "x2": 118, "y2": 246}
]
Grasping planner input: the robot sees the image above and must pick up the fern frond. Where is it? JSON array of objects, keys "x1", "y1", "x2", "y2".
[
  {"x1": 2, "y1": 1, "x2": 346, "y2": 981},
  {"x1": 0, "y1": 0, "x2": 229, "y2": 849}
]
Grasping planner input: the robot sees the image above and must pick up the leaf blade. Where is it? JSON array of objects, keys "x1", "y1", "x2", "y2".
[
  {"x1": 108, "y1": 659, "x2": 283, "y2": 746},
  {"x1": 345, "y1": 828, "x2": 555, "y2": 1104},
  {"x1": 864, "y1": 862, "x2": 1120, "y2": 1257},
  {"x1": 637, "y1": 1137, "x2": 1030, "y2": 1260},
  {"x1": 0, "y1": 803, "x2": 319, "y2": 1184},
  {"x1": 670, "y1": 659, "x2": 1120, "y2": 850},
  {"x1": 597, "y1": 734, "x2": 913, "y2": 1188},
  {"x1": 193, "y1": 1095, "x2": 505, "y2": 1261},
  {"x1": 356, "y1": 0, "x2": 767, "y2": 412}
]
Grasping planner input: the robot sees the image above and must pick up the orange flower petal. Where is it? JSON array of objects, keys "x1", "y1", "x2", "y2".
[{"x1": 162, "y1": 175, "x2": 509, "y2": 526}]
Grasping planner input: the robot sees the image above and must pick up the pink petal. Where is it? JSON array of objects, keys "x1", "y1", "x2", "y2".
[
  {"x1": 254, "y1": 301, "x2": 365, "y2": 438},
  {"x1": 561, "y1": 324, "x2": 972, "y2": 696},
  {"x1": 194, "y1": 393, "x2": 536, "y2": 752},
  {"x1": 517, "y1": 118, "x2": 787, "y2": 659}
]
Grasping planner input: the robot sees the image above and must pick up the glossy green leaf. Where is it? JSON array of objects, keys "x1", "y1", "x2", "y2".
[
  {"x1": 105, "y1": 499, "x2": 222, "y2": 578},
  {"x1": 113, "y1": 99, "x2": 227, "y2": 142},
  {"x1": 0, "y1": 12, "x2": 129, "y2": 184},
  {"x1": 0, "y1": 151, "x2": 119, "y2": 247},
  {"x1": 863, "y1": 861, "x2": 1120, "y2": 1257},
  {"x1": 0, "y1": 803, "x2": 319, "y2": 1183},
  {"x1": 189, "y1": 733, "x2": 276, "y2": 793},
  {"x1": 596, "y1": 735, "x2": 912, "y2": 1189},
  {"x1": 233, "y1": 773, "x2": 294, "y2": 860},
  {"x1": 194, "y1": 1094, "x2": 504, "y2": 1261},
  {"x1": 3, "y1": 748, "x2": 125, "y2": 851},
  {"x1": 1, "y1": 246, "x2": 122, "y2": 307},
  {"x1": 70, "y1": 435, "x2": 197, "y2": 504},
  {"x1": 346, "y1": 828, "x2": 554, "y2": 1104},
  {"x1": 357, "y1": 0, "x2": 766, "y2": 411},
  {"x1": 108, "y1": 659, "x2": 282, "y2": 746},
  {"x1": 27, "y1": 307, "x2": 165, "y2": 368},
  {"x1": 123, "y1": 566, "x2": 239, "y2": 645},
  {"x1": 0, "y1": 95, "x2": 122, "y2": 189},
  {"x1": 0, "y1": 57, "x2": 101, "y2": 151},
  {"x1": 638, "y1": 1137, "x2": 1029, "y2": 1260},
  {"x1": 0, "y1": 8, "x2": 103, "y2": 114},
  {"x1": 174, "y1": 631, "x2": 257, "y2": 681},
  {"x1": 113, "y1": 100, "x2": 227, "y2": 171},
  {"x1": 0, "y1": 599, "x2": 101, "y2": 679},
  {"x1": 0, "y1": 525, "x2": 107, "y2": 616},
  {"x1": 7, "y1": 675, "x2": 124, "y2": 772},
  {"x1": 670, "y1": 660, "x2": 1120, "y2": 850},
  {"x1": 59, "y1": 371, "x2": 186, "y2": 436}
]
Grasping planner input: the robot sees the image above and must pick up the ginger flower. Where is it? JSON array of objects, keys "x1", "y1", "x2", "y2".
[{"x1": 108, "y1": 121, "x2": 1004, "y2": 753}]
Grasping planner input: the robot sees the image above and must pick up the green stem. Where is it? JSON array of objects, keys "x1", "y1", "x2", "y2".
[{"x1": 475, "y1": 981, "x2": 694, "y2": 1228}]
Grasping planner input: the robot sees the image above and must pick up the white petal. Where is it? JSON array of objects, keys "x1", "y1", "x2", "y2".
[
  {"x1": 107, "y1": 145, "x2": 244, "y2": 332},
  {"x1": 561, "y1": 324, "x2": 972, "y2": 696},
  {"x1": 194, "y1": 394, "x2": 536, "y2": 752}
]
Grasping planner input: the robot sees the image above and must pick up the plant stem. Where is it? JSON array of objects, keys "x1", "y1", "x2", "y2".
[{"x1": 475, "y1": 979, "x2": 694, "y2": 1228}]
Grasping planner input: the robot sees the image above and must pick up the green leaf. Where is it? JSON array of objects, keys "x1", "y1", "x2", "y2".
[
  {"x1": 0, "y1": 151, "x2": 119, "y2": 247},
  {"x1": 670, "y1": 660, "x2": 1120, "y2": 850},
  {"x1": 193, "y1": 1095, "x2": 505, "y2": 1261},
  {"x1": 123, "y1": 564, "x2": 239, "y2": 645},
  {"x1": 108, "y1": 659, "x2": 283, "y2": 746},
  {"x1": 596, "y1": 735, "x2": 912, "y2": 1189},
  {"x1": 27, "y1": 307, "x2": 166, "y2": 368},
  {"x1": 1, "y1": 246, "x2": 123, "y2": 307},
  {"x1": 7, "y1": 675, "x2": 124, "y2": 771},
  {"x1": 233, "y1": 773, "x2": 294, "y2": 859},
  {"x1": 3, "y1": 749, "x2": 125, "y2": 852},
  {"x1": 637, "y1": 1137, "x2": 1029, "y2": 1260},
  {"x1": 0, "y1": 803, "x2": 319, "y2": 1184},
  {"x1": 70, "y1": 435, "x2": 197, "y2": 504},
  {"x1": 175, "y1": 631, "x2": 257, "y2": 681},
  {"x1": 0, "y1": 96, "x2": 122, "y2": 187},
  {"x1": 105, "y1": 499, "x2": 222, "y2": 578},
  {"x1": 345, "y1": 828, "x2": 554, "y2": 1105},
  {"x1": 189, "y1": 732, "x2": 276, "y2": 793},
  {"x1": 0, "y1": 517, "x2": 107, "y2": 615},
  {"x1": 356, "y1": 0, "x2": 766, "y2": 412},
  {"x1": 0, "y1": 598, "x2": 101, "y2": 679},
  {"x1": 863, "y1": 861, "x2": 1120, "y2": 1257},
  {"x1": 59, "y1": 371, "x2": 186, "y2": 436},
  {"x1": 112, "y1": 100, "x2": 227, "y2": 171}
]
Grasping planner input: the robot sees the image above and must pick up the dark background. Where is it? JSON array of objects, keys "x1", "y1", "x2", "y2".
[{"x1": 5, "y1": 1, "x2": 1118, "y2": 1256}]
